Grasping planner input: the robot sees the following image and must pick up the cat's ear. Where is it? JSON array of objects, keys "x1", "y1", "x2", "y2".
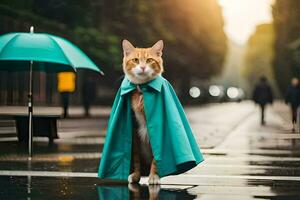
[
  {"x1": 122, "y1": 39, "x2": 135, "y2": 56},
  {"x1": 151, "y1": 40, "x2": 164, "y2": 57}
]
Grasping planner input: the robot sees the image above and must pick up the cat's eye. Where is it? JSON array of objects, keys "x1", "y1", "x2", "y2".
[
  {"x1": 146, "y1": 58, "x2": 152, "y2": 63},
  {"x1": 132, "y1": 58, "x2": 139, "y2": 63}
]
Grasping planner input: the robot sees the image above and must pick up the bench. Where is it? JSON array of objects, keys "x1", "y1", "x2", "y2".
[{"x1": 0, "y1": 107, "x2": 61, "y2": 144}]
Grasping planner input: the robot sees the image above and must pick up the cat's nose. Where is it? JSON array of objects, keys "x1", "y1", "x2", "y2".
[{"x1": 140, "y1": 66, "x2": 146, "y2": 71}]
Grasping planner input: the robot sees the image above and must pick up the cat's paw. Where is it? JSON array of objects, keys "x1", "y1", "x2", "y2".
[
  {"x1": 148, "y1": 174, "x2": 160, "y2": 185},
  {"x1": 128, "y1": 173, "x2": 141, "y2": 183}
]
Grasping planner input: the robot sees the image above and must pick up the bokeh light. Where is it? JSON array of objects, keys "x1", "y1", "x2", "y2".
[
  {"x1": 209, "y1": 85, "x2": 221, "y2": 97},
  {"x1": 189, "y1": 87, "x2": 201, "y2": 98},
  {"x1": 227, "y1": 87, "x2": 239, "y2": 99}
]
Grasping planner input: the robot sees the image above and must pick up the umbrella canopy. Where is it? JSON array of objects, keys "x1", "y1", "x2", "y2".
[
  {"x1": 0, "y1": 27, "x2": 103, "y2": 159},
  {"x1": 0, "y1": 32, "x2": 103, "y2": 74}
]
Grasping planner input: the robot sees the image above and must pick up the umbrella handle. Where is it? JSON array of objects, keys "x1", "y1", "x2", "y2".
[{"x1": 28, "y1": 60, "x2": 33, "y2": 160}]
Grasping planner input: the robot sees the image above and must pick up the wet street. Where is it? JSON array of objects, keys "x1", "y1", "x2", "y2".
[{"x1": 0, "y1": 101, "x2": 300, "y2": 199}]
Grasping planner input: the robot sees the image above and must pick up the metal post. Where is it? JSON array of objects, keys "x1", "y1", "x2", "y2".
[
  {"x1": 28, "y1": 60, "x2": 33, "y2": 159},
  {"x1": 28, "y1": 26, "x2": 34, "y2": 160}
]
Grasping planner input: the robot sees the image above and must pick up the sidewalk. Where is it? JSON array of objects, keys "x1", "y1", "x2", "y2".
[{"x1": 273, "y1": 101, "x2": 293, "y2": 123}]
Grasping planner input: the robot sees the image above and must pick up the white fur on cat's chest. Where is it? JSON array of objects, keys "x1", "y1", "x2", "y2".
[
  {"x1": 133, "y1": 102, "x2": 149, "y2": 143},
  {"x1": 134, "y1": 111, "x2": 152, "y2": 161},
  {"x1": 132, "y1": 93, "x2": 152, "y2": 162},
  {"x1": 133, "y1": 88, "x2": 152, "y2": 164}
]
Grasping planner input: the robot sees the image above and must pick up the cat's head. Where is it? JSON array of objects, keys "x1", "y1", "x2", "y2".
[{"x1": 122, "y1": 39, "x2": 164, "y2": 84}]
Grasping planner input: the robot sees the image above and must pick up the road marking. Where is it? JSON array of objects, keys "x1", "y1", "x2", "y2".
[
  {"x1": 55, "y1": 137, "x2": 105, "y2": 144},
  {"x1": 1, "y1": 171, "x2": 300, "y2": 182},
  {"x1": 0, "y1": 170, "x2": 97, "y2": 177},
  {"x1": 197, "y1": 164, "x2": 300, "y2": 170},
  {"x1": 0, "y1": 137, "x2": 106, "y2": 144},
  {"x1": 206, "y1": 155, "x2": 300, "y2": 162},
  {"x1": 201, "y1": 148, "x2": 300, "y2": 155},
  {"x1": 0, "y1": 153, "x2": 102, "y2": 161},
  {"x1": 158, "y1": 174, "x2": 300, "y2": 183},
  {"x1": 0, "y1": 137, "x2": 18, "y2": 142},
  {"x1": 0, "y1": 128, "x2": 15, "y2": 134},
  {"x1": 166, "y1": 174, "x2": 300, "y2": 181},
  {"x1": 57, "y1": 130, "x2": 106, "y2": 138},
  {"x1": 255, "y1": 133, "x2": 300, "y2": 139}
]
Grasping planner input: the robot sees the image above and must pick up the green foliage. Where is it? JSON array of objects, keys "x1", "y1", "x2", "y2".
[
  {"x1": 72, "y1": 27, "x2": 121, "y2": 70},
  {"x1": 153, "y1": 0, "x2": 227, "y2": 80},
  {"x1": 0, "y1": 0, "x2": 227, "y2": 90},
  {"x1": 273, "y1": 0, "x2": 300, "y2": 93},
  {"x1": 243, "y1": 24, "x2": 275, "y2": 83},
  {"x1": 0, "y1": 0, "x2": 33, "y2": 10},
  {"x1": 0, "y1": 4, "x2": 66, "y2": 32}
]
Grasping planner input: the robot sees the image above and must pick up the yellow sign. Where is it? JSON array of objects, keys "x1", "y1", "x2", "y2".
[{"x1": 57, "y1": 72, "x2": 76, "y2": 92}]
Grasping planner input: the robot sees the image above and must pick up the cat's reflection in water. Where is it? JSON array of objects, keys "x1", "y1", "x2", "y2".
[
  {"x1": 97, "y1": 184, "x2": 196, "y2": 200},
  {"x1": 128, "y1": 184, "x2": 160, "y2": 200},
  {"x1": 128, "y1": 184, "x2": 197, "y2": 200}
]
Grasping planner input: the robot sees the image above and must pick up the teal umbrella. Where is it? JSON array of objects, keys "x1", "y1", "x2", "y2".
[{"x1": 0, "y1": 27, "x2": 104, "y2": 159}]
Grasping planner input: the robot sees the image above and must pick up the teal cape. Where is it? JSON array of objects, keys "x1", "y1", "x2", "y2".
[{"x1": 98, "y1": 75, "x2": 204, "y2": 180}]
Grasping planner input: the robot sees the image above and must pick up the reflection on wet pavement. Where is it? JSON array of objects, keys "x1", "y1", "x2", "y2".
[
  {"x1": 0, "y1": 176, "x2": 197, "y2": 200},
  {"x1": 1, "y1": 176, "x2": 299, "y2": 200}
]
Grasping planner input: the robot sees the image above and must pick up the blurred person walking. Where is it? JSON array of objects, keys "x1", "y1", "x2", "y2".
[
  {"x1": 252, "y1": 76, "x2": 274, "y2": 125},
  {"x1": 285, "y1": 78, "x2": 300, "y2": 132},
  {"x1": 82, "y1": 77, "x2": 96, "y2": 117},
  {"x1": 57, "y1": 72, "x2": 76, "y2": 118}
]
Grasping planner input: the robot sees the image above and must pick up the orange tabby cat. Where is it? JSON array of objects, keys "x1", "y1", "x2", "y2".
[{"x1": 122, "y1": 39, "x2": 164, "y2": 184}]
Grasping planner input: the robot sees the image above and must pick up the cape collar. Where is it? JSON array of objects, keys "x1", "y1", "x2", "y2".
[{"x1": 120, "y1": 75, "x2": 164, "y2": 96}]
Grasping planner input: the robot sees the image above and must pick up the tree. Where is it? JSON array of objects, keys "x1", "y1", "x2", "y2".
[
  {"x1": 0, "y1": 0, "x2": 227, "y2": 104},
  {"x1": 243, "y1": 24, "x2": 277, "y2": 89},
  {"x1": 273, "y1": 0, "x2": 300, "y2": 94}
]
